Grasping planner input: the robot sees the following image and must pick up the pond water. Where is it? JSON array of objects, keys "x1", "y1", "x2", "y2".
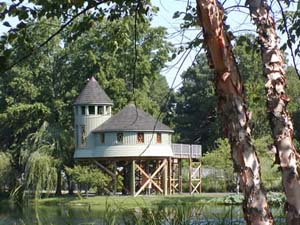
[{"x1": 0, "y1": 200, "x2": 285, "y2": 225}]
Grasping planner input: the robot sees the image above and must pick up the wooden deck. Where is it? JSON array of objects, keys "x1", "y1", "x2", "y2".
[{"x1": 171, "y1": 144, "x2": 202, "y2": 159}]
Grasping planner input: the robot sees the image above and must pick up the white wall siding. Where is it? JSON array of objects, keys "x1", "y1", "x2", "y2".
[
  {"x1": 94, "y1": 131, "x2": 172, "y2": 146},
  {"x1": 124, "y1": 132, "x2": 136, "y2": 145},
  {"x1": 74, "y1": 130, "x2": 174, "y2": 158},
  {"x1": 74, "y1": 144, "x2": 173, "y2": 158},
  {"x1": 104, "y1": 133, "x2": 116, "y2": 145},
  {"x1": 74, "y1": 113, "x2": 111, "y2": 149},
  {"x1": 162, "y1": 133, "x2": 170, "y2": 144}
]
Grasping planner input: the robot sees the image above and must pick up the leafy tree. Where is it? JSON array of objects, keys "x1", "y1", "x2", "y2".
[
  {"x1": 24, "y1": 152, "x2": 57, "y2": 199},
  {"x1": 0, "y1": 152, "x2": 14, "y2": 191},
  {"x1": 233, "y1": 35, "x2": 271, "y2": 138},
  {"x1": 173, "y1": 54, "x2": 221, "y2": 150},
  {"x1": 173, "y1": 35, "x2": 268, "y2": 151},
  {"x1": 202, "y1": 138, "x2": 234, "y2": 191},
  {"x1": 202, "y1": 136, "x2": 282, "y2": 192},
  {"x1": 66, "y1": 165, "x2": 110, "y2": 196},
  {"x1": 0, "y1": 14, "x2": 172, "y2": 198},
  {"x1": 60, "y1": 17, "x2": 171, "y2": 115}
]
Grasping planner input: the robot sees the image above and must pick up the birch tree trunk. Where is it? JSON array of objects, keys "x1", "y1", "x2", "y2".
[
  {"x1": 196, "y1": 0, "x2": 273, "y2": 224},
  {"x1": 248, "y1": 1, "x2": 300, "y2": 223}
]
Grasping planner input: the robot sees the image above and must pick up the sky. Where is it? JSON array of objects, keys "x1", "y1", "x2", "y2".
[{"x1": 150, "y1": 0, "x2": 254, "y2": 89}]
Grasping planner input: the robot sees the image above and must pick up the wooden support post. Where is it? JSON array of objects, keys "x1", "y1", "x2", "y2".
[
  {"x1": 94, "y1": 160, "x2": 114, "y2": 177},
  {"x1": 135, "y1": 159, "x2": 167, "y2": 196},
  {"x1": 113, "y1": 161, "x2": 117, "y2": 195},
  {"x1": 162, "y1": 159, "x2": 168, "y2": 195},
  {"x1": 168, "y1": 157, "x2": 172, "y2": 195},
  {"x1": 179, "y1": 159, "x2": 183, "y2": 194},
  {"x1": 190, "y1": 162, "x2": 202, "y2": 194},
  {"x1": 198, "y1": 161, "x2": 202, "y2": 193},
  {"x1": 189, "y1": 158, "x2": 192, "y2": 194},
  {"x1": 130, "y1": 160, "x2": 135, "y2": 196}
]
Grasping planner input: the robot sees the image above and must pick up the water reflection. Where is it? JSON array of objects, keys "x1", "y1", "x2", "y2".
[{"x1": 0, "y1": 200, "x2": 285, "y2": 225}]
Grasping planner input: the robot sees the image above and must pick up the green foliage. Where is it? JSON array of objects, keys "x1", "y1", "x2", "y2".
[
  {"x1": 0, "y1": 14, "x2": 171, "y2": 196},
  {"x1": 285, "y1": 66, "x2": 300, "y2": 140},
  {"x1": 202, "y1": 139, "x2": 232, "y2": 171},
  {"x1": 233, "y1": 34, "x2": 271, "y2": 138},
  {"x1": 202, "y1": 136, "x2": 282, "y2": 192},
  {"x1": 202, "y1": 138, "x2": 235, "y2": 192},
  {"x1": 253, "y1": 136, "x2": 282, "y2": 191},
  {"x1": 61, "y1": 17, "x2": 172, "y2": 115},
  {"x1": 172, "y1": 54, "x2": 221, "y2": 149},
  {"x1": 172, "y1": 35, "x2": 271, "y2": 150},
  {"x1": 66, "y1": 165, "x2": 110, "y2": 195},
  {"x1": 0, "y1": 152, "x2": 13, "y2": 190},
  {"x1": 201, "y1": 176, "x2": 228, "y2": 193},
  {"x1": 24, "y1": 152, "x2": 57, "y2": 199}
]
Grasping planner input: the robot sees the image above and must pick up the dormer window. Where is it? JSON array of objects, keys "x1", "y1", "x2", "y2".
[
  {"x1": 99, "y1": 133, "x2": 105, "y2": 144},
  {"x1": 117, "y1": 132, "x2": 123, "y2": 144},
  {"x1": 81, "y1": 106, "x2": 86, "y2": 115},
  {"x1": 157, "y1": 133, "x2": 161, "y2": 144},
  {"x1": 137, "y1": 132, "x2": 144, "y2": 143}
]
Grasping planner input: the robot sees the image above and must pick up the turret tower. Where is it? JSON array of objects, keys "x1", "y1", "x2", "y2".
[{"x1": 73, "y1": 77, "x2": 113, "y2": 149}]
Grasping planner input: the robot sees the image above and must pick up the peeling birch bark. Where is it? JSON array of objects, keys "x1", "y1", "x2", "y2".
[
  {"x1": 196, "y1": 0, "x2": 273, "y2": 224},
  {"x1": 248, "y1": 1, "x2": 300, "y2": 224}
]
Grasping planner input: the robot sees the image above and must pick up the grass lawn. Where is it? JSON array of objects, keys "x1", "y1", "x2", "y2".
[{"x1": 36, "y1": 192, "x2": 233, "y2": 210}]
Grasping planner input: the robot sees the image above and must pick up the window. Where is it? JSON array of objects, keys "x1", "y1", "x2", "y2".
[
  {"x1": 88, "y1": 106, "x2": 95, "y2": 115},
  {"x1": 99, "y1": 133, "x2": 105, "y2": 144},
  {"x1": 137, "y1": 132, "x2": 144, "y2": 143},
  {"x1": 81, "y1": 106, "x2": 86, "y2": 115},
  {"x1": 98, "y1": 106, "x2": 104, "y2": 115},
  {"x1": 81, "y1": 125, "x2": 86, "y2": 147},
  {"x1": 116, "y1": 132, "x2": 123, "y2": 144},
  {"x1": 157, "y1": 133, "x2": 161, "y2": 144}
]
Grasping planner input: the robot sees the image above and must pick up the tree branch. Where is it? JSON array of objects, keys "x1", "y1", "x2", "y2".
[
  {"x1": 277, "y1": 0, "x2": 300, "y2": 79},
  {"x1": 1, "y1": 0, "x2": 108, "y2": 73}
]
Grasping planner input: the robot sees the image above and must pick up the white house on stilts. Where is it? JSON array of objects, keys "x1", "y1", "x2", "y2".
[{"x1": 73, "y1": 77, "x2": 202, "y2": 196}]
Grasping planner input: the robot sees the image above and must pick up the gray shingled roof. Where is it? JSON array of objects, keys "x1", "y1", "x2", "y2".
[
  {"x1": 93, "y1": 103, "x2": 174, "y2": 133},
  {"x1": 74, "y1": 77, "x2": 113, "y2": 105}
]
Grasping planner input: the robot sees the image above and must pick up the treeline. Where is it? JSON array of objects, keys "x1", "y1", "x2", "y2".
[
  {"x1": 1, "y1": 16, "x2": 300, "y2": 197},
  {"x1": 0, "y1": 17, "x2": 171, "y2": 198}
]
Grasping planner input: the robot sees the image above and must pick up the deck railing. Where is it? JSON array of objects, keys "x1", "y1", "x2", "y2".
[{"x1": 171, "y1": 144, "x2": 202, "y2": 159}]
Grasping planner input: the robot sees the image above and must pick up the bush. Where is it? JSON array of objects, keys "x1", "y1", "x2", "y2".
[{"x1": 66, "y1": 165, "x2": 110, "y2": 196}]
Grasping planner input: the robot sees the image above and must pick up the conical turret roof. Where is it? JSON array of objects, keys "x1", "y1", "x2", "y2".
[
  {"x1": 93, "y1": 103, "x2": 173, "y2": 133},
  {"x1": 74, "y1": 77, "x2": 113, "y2": 105}
]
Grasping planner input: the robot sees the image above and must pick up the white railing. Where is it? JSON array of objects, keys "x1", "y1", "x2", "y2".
[{"x1": 171, "y1": 144, "x2": 202, "y2": 158}]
